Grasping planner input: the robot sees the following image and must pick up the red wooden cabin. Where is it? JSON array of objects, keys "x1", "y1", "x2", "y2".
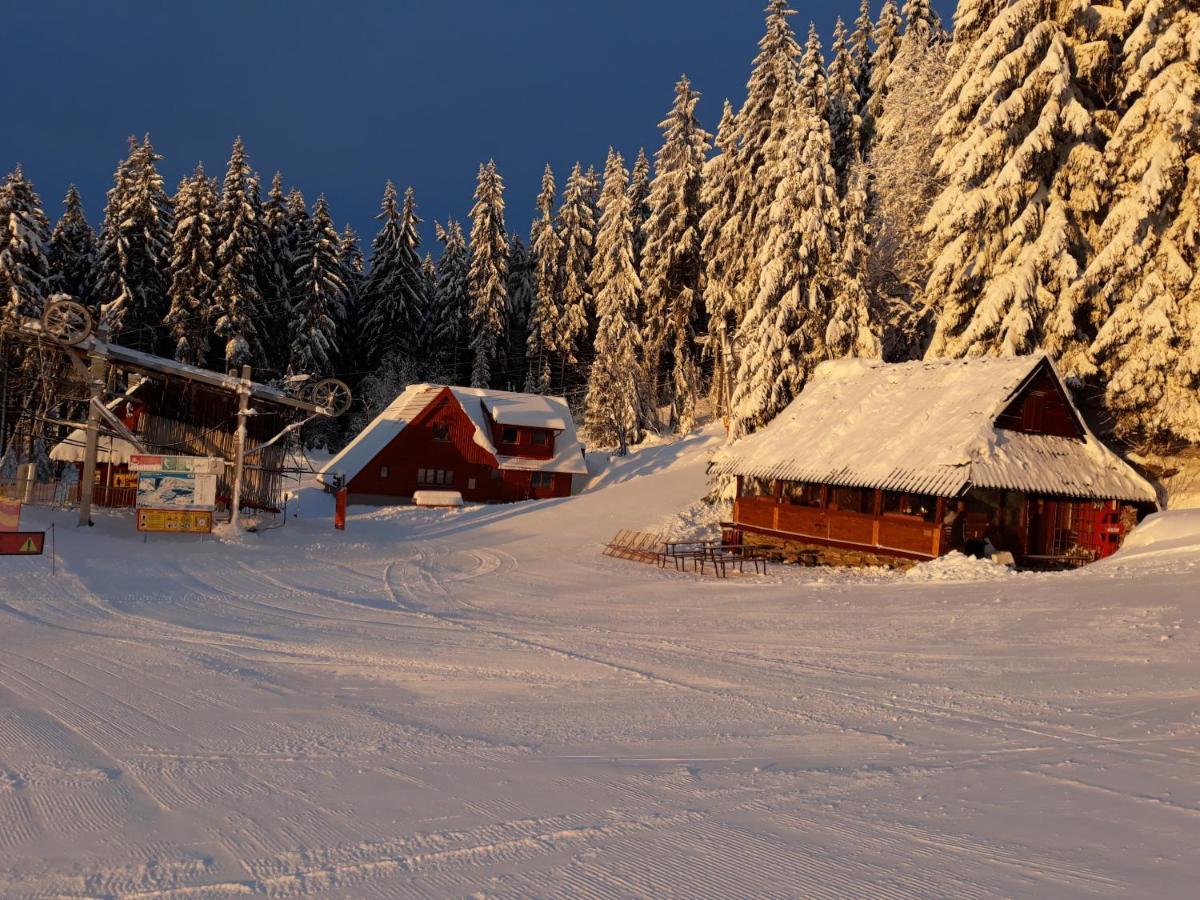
[
  {"x1": 319, "y1": 385, "x2": 588, "y2": 504},
  {"x1": 712, "y1": 355, "x2": 1157, "y2": 568}
]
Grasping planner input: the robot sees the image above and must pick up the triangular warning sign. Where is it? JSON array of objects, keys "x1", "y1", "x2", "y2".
[{"x1": 19, "y1": 538, "x2": 37, "y2": 553}]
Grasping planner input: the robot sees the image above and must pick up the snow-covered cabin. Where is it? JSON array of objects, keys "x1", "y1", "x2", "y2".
[
  {"x1": 711, "y1": 355, "x2": 1157, "y2": 566},
  {"x1": 319, "y1": 385, "x2": 588, "y2": 504}
]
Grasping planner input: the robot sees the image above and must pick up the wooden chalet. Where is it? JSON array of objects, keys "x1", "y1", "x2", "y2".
[
  {"x1": 318, "y1": 385, "x2": 588, "y2": 504},
  {"x1": 711, "y1": 355, "x2": 1158, "y2": 568}
]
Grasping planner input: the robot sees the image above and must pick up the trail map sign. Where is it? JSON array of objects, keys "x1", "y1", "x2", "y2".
[
  {"x1": 134, "y1": 455, "x2": 221, "y2": 534},
  {"x1": 0, "y1": 532, "x2": 43, "y2": 555}
]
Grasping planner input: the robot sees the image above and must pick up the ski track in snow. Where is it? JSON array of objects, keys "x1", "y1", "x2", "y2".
[{"x1": 0, "y1": 428, "x2": 1197, "y2": 897}]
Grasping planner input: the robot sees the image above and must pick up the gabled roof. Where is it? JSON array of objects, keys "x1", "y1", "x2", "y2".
[
  {"x1": 317, "y1": 384, "x2": 588, "y2": 488},
  {"x1": 710, "y1": 355, "x2": 1156, "y2": 503}
]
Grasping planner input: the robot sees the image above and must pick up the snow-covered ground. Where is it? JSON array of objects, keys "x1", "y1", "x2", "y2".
[{"x1": 1, "y1": 429, "x2": 1198, "y2": 897}]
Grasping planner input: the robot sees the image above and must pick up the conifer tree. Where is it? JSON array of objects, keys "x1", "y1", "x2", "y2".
[
  {"x1": 47, "y1": 185, "x2": 97, "y2": 309},
  {"x1": 289, "y1": 196, "x2": 344, "y2": 377},
  {"x1": 163, "y1": 166, "x2": 217, "y2": 366},
  {"x1": 432, "y1": 219, "x2": 471, "y2": 382},
  {"x1": 946, "y1": 0, "x2": 1005, "y2": 67},
  {"x1": 850, "y1": 0, "x2": 875, "y2": 106},
  {"x1": 0, "y1": 166, "x2": 51, "y2": 319},
  {"x1": 641, "y1": 75, "x2": 712, "y2": 432},
  {"x1": 527, "y1": 165, "x2": 562, "y2": 393},
  {"x1": 627, "y1": 147, "x2": 652, "y2": 274},
  {"x1": 505, "y1": 234, "x2": 534, "y2": 390},
  {"x1": 700, "y1": 101, "x2": 743, "y2": 417},
  {"x1": 258, "y1": 173, "x2": 293, "y2": 372},
  {"x1": 798, "y1": 23, "x2": 828, "y2": 115},
  {"x1": 900, "y1": 0, "x2": 942, "y2": 48},
  {"x1": 1081, "y1": 0, "x2": 1200, "y2": 443},
  {"x1": 93, "y1": 136, "x2": 173, "y2": 351},
  {"x1": 827, "y1": 17, "x2": 863, "y2": 189},
  {"x1": 584, "y1": 150, "x2": 645, "y2": 453},
  {"x1": 360, "y1": 182, "x2": 404, "y2": 368},
  {"x1": 922, "y1": 0, "x2": 1107, "y2": 362},
  {"x1": 212, "y1": 137, "x2": 262, "y2": 370},
  {"x1": 731, "y1": 103, "x2": 842, "y2": 438},
  {"x1": 826, "y1": 165, "x2": 881, "y2": 360},
  {"x1": 467, "y1": 161, "x2": 509, "y2": 388},
  {"x1": 555, "y1": 163, "x2": 595, "y2": 392},
  {"x1": 419, "y1": 251, "x2": 438, "y2": 360},
  {"x1": 865, "y1": 1, "x2": 903, "y2": 137},
  {"x1": 337, "y1": 224, "x2": 365, "y2": 372}
]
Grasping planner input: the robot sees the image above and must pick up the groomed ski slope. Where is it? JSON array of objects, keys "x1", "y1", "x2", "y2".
[{"x1": 0, "y1": 428, "x2": 1197, "y2": 898}]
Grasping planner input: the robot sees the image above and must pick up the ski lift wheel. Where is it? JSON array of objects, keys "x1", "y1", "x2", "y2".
[
  {"x1": 41, "y1": 298, "x2": 93, "y2": 346},
  {"x1": 308, "y1": 378, "x2": 352, "y2": 416}
]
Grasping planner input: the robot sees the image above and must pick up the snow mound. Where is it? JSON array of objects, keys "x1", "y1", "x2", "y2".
[
  {"x1": 903, "y1": 552, "x2": 1017, "y2": 583},
  {"x1": 1114, "y1": 509, "x2": 1200, "y2": 558},
  {"x1": 653, "y1": 497, "x2": 731, "y2": 542}
]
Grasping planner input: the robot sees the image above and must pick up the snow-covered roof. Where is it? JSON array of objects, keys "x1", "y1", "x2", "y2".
[
  {"x1": 318, "y1": 384, "x2": 587, "y2": 488},
  {"x1": 711, "y1": 355, "x2": 1156, "y2": 503}
]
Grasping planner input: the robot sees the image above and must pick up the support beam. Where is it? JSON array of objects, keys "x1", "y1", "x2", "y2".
[
  {"x1": 77, "y1": 347, "x2": 108, "y2": 527},
  {"x1": 229, "y1": 365, "x2": 251, "y2": 531}
]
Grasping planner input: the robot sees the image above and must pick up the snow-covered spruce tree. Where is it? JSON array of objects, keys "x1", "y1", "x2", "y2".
[
  {"x1": 420, "y1": 251, "x2": 438, "y2": 357},
  {"x1": 432, "y1": 219, "x2": 471, "y2": 383},
  {"x1": 851, "y1": 0, "x2": 875, "y2": 108},
  {"x1": 628, "y1": 147, "x2": 652, "y2": 274},
  {"x1": 584, "y1": 150, "x2": 645, "y2": 454},
  {"x1": 289, "y1": 196, "x2": 344, "y2": 378},
  {"x1": 699, "y1": 101, "x2": 743, "y2": 417},
  {"x1": 163, "y1": 166, "x2": 217, "y2": 366},
  {"x1": 468, "y1": 161, "x2": 509, "y2": 389},
  {"x1": 526, "y1": 164, "x2": 562, "y2": 393},
  {"x1": 337, "y1": 224, "x2": 365, "y2": 373},
  {"x1": 555, "y1": 162, "x2": 595, "y2": 393},
  {"x1": 865, "y1": 0, "x2": 903, "y2": 141},
  {"x1": 641, "y1": 75, "x2": 712, "y2": 432},
  {"x1": 212, "y1": 138, "x2": 262, "y2": 371},
  {"x1": 505, "y1": 234, "x2": 534, "y2": 390},
  {"x1": 397, "y1": 187, "x2": 428, "y2": 350},
  {"x1": 0, "y1": 166, "x2": 51, "y2": 319},
  {"x1": 900, "y1": 0, "x2": 943, "y2": 48},
  {"x1": 866, "y1": 22, "x2": 950, "y2": 359},
  {"x1": 359, "y1": 182, "x2": 405, "y2": 369},
  {"x1": 946, "y1": 0, "x2": 1006, "y2": 67},
  {"x1": 731, "y1": 104, "x2": 842, "y2": 439},
  {"x1": 258, "y1": 173, "x2": 294, "y2": 373},
  {"x1": 798, "y1": 23, "x2": 828, "y2": 115},
  {"x1": 922, "y1": 0, "x2": 1111, "y2": 363},
  {"x1": 826, "y1": 164, "x2": 882, "y2": 360},
  {"x1": 47, "y1": 185, "x2": 97, "y2": 310},
  {"x1": 827, "y1": 17, "x2": 863, "y2": 190},
  {"x1": 93, "y1": 136, "x2": 173, "y2": 351},
  {"x1": 1081, "y1": 0, "x2": 1200, "y2": 445}
]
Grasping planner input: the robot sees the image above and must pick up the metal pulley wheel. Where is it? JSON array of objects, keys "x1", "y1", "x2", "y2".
[
  {"x1": 307, "y1": 378, "x2": 352, "y2": 416},
  {"x1": 41, "y1": 298, "x2": 94, "y2": 346}
]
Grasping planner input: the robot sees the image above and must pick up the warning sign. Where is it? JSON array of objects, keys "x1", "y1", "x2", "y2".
[
  {"x1": 136, "y1": 509, "x2": 213, "y2": 534},
  {"x1": 0, "y1": 531, "x2": 44, "y2": 555}
]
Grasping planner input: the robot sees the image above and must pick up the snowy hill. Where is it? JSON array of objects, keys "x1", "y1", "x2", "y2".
[{"x1": 0, "y1": 431, "x2": 1198, "y2": 897}]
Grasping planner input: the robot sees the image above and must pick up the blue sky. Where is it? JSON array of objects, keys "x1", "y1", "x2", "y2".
[{"x1": 4, "y1": 1, "x2": 953, "y2": 252}]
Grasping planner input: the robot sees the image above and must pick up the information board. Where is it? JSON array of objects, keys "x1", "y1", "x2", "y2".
[
  {"x1": 136, "y1": 472, "x2": 218, "y2": 511},
  {"x1": 136, "y1": 509, "x2": 214, "y2": 534},
  {"x1": 129, "y1": 455, "x2": 224, "y2": 475}
]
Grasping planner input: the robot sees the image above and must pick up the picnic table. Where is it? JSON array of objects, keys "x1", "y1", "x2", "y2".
[{"x1": 657, "y1": 539, "x2": 778, "y2": 578}]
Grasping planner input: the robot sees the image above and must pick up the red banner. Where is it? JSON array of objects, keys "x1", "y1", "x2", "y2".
[{"x1": 0, "y1": 532, "x2": 44, "y2": 555}]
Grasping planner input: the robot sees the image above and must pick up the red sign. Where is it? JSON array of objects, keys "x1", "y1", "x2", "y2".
[{"x1": 0, "y1": 532, "x2": 44, "y2": 555}]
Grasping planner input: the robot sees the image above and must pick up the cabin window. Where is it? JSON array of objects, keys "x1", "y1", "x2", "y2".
[
  {"x1": 829, "y1": 486, "x2": 872, "y2": 513},
  {"x1": 881, "y1": 491, "x2": 936, "y2": 522},
  {"x1": 531, "y1": 472, "x2": 553, "y2": 488},
  {"x1": 431, "y1": 423, "x2": 450, "y2": 442},
  {"x1": 502, "y1": 426, "x2": 519, "y2": 444},
  {"x1": 782, "y1": 482, "x2": 823, "y2": 507},
  {"x1": 417, "y1": 467, "x2": 454, "y2": 486},
  {"x1": 531, "y1": 431, "x2": 548, "y2": 446},
  {"x1": 379, "y1": 465, "x2": 389, "y2": 478},
  {"x1": 743, "y1": 477, "x2": 774, "y2": 498}
]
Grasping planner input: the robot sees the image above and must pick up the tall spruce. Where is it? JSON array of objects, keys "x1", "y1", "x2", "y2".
[
  {"x1": 47, "y1": 185, "x2": 96, "y2": 309},
  {"x1": 163, "y1": 166, "x2": 217, "y2": 366},
  {"x1": 865, "y1": 1, "x2": 903, "y2": 138},
  {"x1": 641, "y1": 75, "x2": 712, "y2": 432},
  {"x1": 0, "y1": 166, "x2": 51, "y2": 319},
  {"x1": 337, "y1": 224, "x2": 365, "y2": 373},
  {"x1": 258, "y1": 173, "x2": 293, "y2": 372},
  {"x1": 212, "y1": 137, "x2": 262, "y2": 370},
  {"x1": 627, "y1": 147, "x2": 652, "y2": 274},
  {"x1": 505, "y1": 234, "x2": 534, "y2": 390},
  {"x1": 584, "y1": 150, "x2": 645, "y2": 453},
  {"x1": 850, "y1": 0, "x2": 875, "y2": 106},
  {"x1": 94, "y1": 136, "x2": 173, "y2": 351},
  {"x1": 827, "y1": 17, "x2": 863, "y2": 189},
  {"x1": 289, "y1": 196, "x2": 344, "y2": 377},
  {"x1": 432, "y1": 219, "x2": 471, "y2": 382},
  {"x1": 467, "y1": 161, "x2": 509, "y2": 388},
  {"x1": 555, "y1": 163, "x2": 595, "y2": 392},
  {"x1": 798, "y1": 24, "x2": 828, "y2": 115},
  {"x1": 826, "y1": 164, "x2": 881, "y2": 359},
  {"x1": 731, "y1": 96, "x2": 842, "y2": 437},
  {"x1": 527, "y1": 165, "x2": 562, "y2": 393}
]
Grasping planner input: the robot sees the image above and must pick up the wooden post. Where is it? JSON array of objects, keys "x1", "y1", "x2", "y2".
[
  {"x1": 77, "y1": 347, "x2": 107, "y2": 527},
  {"x1": 229, "y1": 365, "x2": 251, "y2": 531}
]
